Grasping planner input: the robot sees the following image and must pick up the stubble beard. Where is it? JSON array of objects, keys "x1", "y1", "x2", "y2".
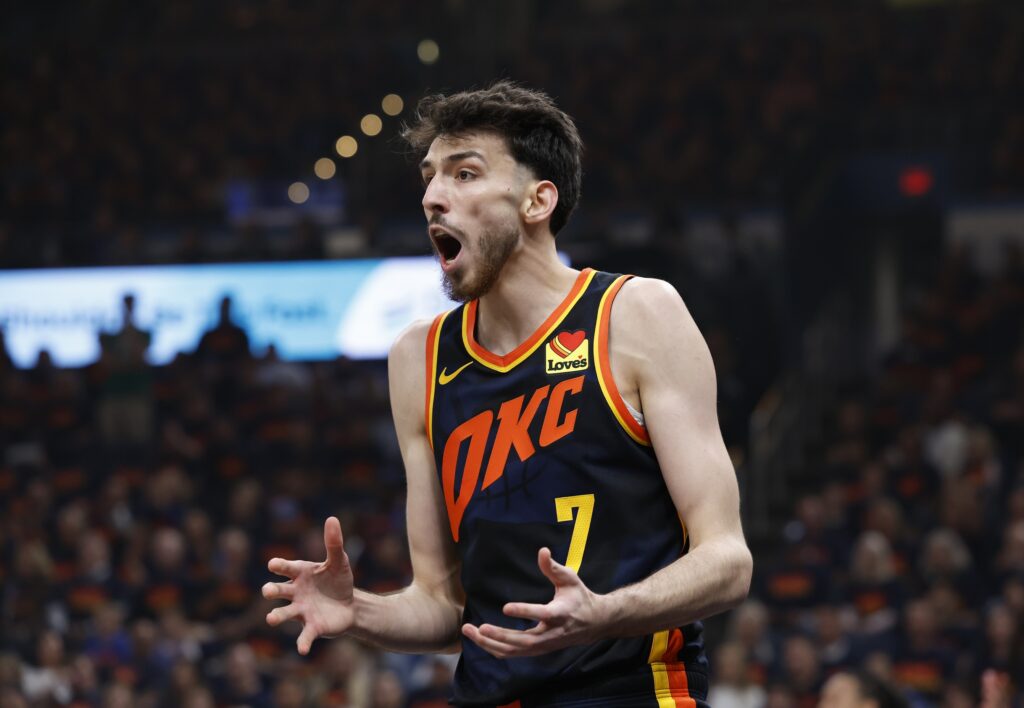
[{"x1": 440, "y1": 222, "x2": 518, "y2": 303}]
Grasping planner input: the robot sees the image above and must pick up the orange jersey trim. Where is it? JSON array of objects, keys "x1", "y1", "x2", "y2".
[
  {"x1": 424, "y1": 311, "x2": 449, "y2": 450},
  {"x1": 462, "y1": 268, "x2": 596, "y2": 373},
  {"x1": 594, "y1": 275, "x2": 651, "y2": 446},
  {"x1": 649, "y1": 629, "x2": 696, "y2": 708}
]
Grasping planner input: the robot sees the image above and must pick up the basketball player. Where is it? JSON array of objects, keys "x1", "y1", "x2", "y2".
[{"x1": 262, "y1": 81, "x2": 752, "y2": 707}]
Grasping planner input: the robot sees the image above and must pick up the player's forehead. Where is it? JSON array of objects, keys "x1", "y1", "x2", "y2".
[{"x1": 420, "y1": 131, "x2": 515, "y2": 170}]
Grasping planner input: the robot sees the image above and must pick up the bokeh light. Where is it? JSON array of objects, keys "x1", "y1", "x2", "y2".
[
  {"x1": 382, "y1": 94, "x2": 404, "y2": 116},
  {"x1": 314, "y1": 157, "x2": 336, "y2": 180},
  {"x1": 287, "y1": 182, "x2": 310, "y2": 204},
  {"x1": 417, "y1": 39, "x2": 440, "y2": 65},
  {"x1": 360, "y1": 114, "x2": 383, "y2": 137},
  {"x1": 335, "y1": 135, "x2": 358, "y2": 158}
]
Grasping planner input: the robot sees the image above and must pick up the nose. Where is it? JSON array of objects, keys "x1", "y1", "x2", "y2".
[{"x1": 422, "y1": 176, "x2": 449, "y2": 217}]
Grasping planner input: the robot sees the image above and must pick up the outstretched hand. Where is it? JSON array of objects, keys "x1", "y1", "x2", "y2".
[
  {"x1": 263, "y1": 516, "x2": 356, "y2": 655},
  {"x1": 461, "y1": 548, "x2": 608, "y2": 658}
]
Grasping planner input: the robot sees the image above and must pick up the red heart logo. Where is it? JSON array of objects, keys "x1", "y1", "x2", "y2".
[{"x1": 555, "y1": 330, "x2": 585, "y2": 355}]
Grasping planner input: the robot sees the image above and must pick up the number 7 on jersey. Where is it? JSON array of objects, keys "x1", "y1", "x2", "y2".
[{"x1": 554, "y1": 494, "x2": 595, "y2": 573}]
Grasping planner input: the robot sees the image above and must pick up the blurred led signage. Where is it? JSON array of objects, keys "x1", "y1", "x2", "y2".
[{"x1": 0, "y1": 258, "x2": 456, "y2": 367}]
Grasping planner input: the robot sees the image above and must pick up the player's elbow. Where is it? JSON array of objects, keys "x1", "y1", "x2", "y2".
[{"x1": 722, "y1": 541, "x2": 753, "y2": 608}]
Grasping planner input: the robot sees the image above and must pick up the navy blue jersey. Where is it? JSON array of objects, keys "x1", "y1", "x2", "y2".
[{"x1": 425, "y1": 268, "x2": 708, "y2": 707}]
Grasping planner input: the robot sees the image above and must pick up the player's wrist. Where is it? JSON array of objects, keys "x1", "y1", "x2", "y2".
[
  {"x1": 590, "y1": 589, "x2": 625, "y2": 638},
  {"x1": 348, "y1": 588, "x2": 374, "y2": 634}
]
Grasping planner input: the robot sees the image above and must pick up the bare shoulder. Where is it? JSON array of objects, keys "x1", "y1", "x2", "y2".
[
  {"x1": 388, "y1": 317, "x2": 435, "y2": 368},
  {"x1": 614, "y1": 277, "x2": 697, "y2": 335},
  {"x1": 387, "y1": 317, "x2": 437, "y2": 425},
  {"x1": 610, "y1": 277, "x2": 709, "y2": 375}
]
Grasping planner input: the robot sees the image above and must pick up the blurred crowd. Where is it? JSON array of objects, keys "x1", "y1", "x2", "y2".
[
  {"x1": 0, "y1": 293, "x2": 452, "y2": 707},
  {"x1": 3, "y1": 0, "x2": 1023, "y2": 267},
  {"x1": 0, "y1": 246, "x2": 1020, "y2": 706},
  {"x1": 711, "y1": 246, "x2": 1024, "y2": 706}
]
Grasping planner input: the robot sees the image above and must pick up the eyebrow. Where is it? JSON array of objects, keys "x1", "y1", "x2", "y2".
[{"x1": 419, "y1": 150, "x2": 488, "y2": 171}]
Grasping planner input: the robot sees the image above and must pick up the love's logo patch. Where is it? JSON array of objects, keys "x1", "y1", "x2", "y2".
[{"x1": 546, "y1": 330, "x2": 589, "y2": 374}]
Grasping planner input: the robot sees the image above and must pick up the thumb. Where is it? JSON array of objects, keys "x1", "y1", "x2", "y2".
[
  {"x1": 537, "y1": 547, "x2": 575, "y2": 586},
  {"x1": 323, "y1": 516, "x2": 348, "y2": 568}
]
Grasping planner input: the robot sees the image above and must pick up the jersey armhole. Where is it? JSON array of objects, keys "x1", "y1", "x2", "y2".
[
  {"x1": 424, "y1": 311, "x2": 448, "y2": 451},
  {"x1": 593, "y1": 275, "x2": 652, "y2": 446}
]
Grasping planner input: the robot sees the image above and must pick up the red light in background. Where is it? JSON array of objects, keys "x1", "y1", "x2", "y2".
[{"x1": 900, "y1": 166, "x2": 934, "y2": 197}]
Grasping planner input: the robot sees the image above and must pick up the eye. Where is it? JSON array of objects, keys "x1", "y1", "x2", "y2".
[
  {"x1": 456, "y1": 169, "x2": 475, "y2": 181},
  {"x1": 421, "y1": 173, "x2": 434, "y2": 189}
]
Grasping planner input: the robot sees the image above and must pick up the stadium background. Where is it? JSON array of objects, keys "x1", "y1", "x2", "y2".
[{"x1": 2, "y1": 0, "x2": 1023, "y2": 706}]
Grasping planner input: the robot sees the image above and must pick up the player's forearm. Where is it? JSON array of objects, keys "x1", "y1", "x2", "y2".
[
  {"x1": 599, "y1": 537, "x2": 752, "y2": 637},
  {"x1": 349, "y1": 582, "x2": 462, "y2": 653}
]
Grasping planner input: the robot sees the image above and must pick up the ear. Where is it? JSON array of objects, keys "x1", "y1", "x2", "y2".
[{"x1": 522, "y1": 180, "x2": 559, "y2": 227}]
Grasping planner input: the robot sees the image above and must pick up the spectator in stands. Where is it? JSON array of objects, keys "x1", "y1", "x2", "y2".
[
  {"x1": 975, "y1": 601, "x2": 1024, "y2": 685},
  {"x1": 406, "y1": 655, "x2": 457, "y2": 708},
  {"x1": 254, "y1": 343, "x2": 312, "y2": 392},
  {"x1": 862, "y1": 497, "x2": 914, "y2": 579},
  {"x1": 369, "y1": 667, "x2": 405, "y2": 708},
  {"x1": 96, "y1": 293, "x2": 153, "y2": 447},
  {"x1": 925, "y1": 580, "x2": 978, "y2": 656},
  {"x1": 776, "y1": 634, "x2": 823, "y2": 708},
  {"x1": 766, "y1": 682, "x2": 797, "y2": 708},
  {"x1": 271, "y1": 674, "x2": 307, "y2": 708},
  {"x1": 0, "y1": 654, "x2": 26, "y2": 708},
  {"x1": 727, "y1": 599, "x2": 776, "y2": 685},
  {"x1": 846, "y1": 531, "x2": 905, "y2": 637},
  {"x1": 889, "y1": 597, "x2": 956, "y2": 701},
  {"x1": 708, "y1": 640, "x2": 766, "y2": 708},
  {"x1": 998, "y1": 520, "x2": 1024, "y2": 579},
  {"x1": 813, "y1": 603, "x2": 859, "y2": 674},
  {"x1": 312, "y1": 638, "x2": 374, "y2": 706},
  {"x1": 67, "y1": 653, "x2": 100, "y2": 706},
  {"x1": 160, "y1": 658, "x2": 208, "y2": 708},
  {"x1": 196, "y1": 295, "x2": 250, "y2": 366},
  {"x1": 1002, "y1": 572, "x2": 1024, "y2": 619},
  {"x1": 182, "y1": 685, "x2": 217, "y2": 708},
  {"x1": 81, "y1": 602, "x2": 131, "y2": 680},
  {"x1": 214, "y1": 642, "x2": 270, "y2": 708},
  {"x1": 101, "y1": 682, "x2": 135, "y2": 708},
  {"x1": 817, "y1": 669, "x2": 908, "y2": 708},
  {"x1": 20, "y1": 630, "x2": 71, "y2": 705}
]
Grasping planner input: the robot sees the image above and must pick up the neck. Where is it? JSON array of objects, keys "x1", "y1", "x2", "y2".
[{"x1": 474, "y1": 238, "x2": 578, "y2": 357}]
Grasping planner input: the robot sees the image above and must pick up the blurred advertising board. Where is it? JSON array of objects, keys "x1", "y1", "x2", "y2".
[{"x1": 0, "y1": 258, "x2": 455, "y2": 368}]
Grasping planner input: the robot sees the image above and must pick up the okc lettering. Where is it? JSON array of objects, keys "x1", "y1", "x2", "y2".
[
  {"x1": 441, "y1": 375, "x2": 584, "y2": 541},
  {"x1": 547, "y1": 357, "x2": 588, "y2": 372}
]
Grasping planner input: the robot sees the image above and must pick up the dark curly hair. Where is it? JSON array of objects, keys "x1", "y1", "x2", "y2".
[{"x1": 401, "y1": 80, "x2": 583, "y2": 235}]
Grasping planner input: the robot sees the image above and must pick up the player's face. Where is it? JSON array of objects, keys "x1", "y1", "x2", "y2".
[
  {"x1": 420, "y1": 131, "x2": 528, "y2": 302},
  {"x1": 817, "y1": 674, "x2": 871, "y2": 708}
]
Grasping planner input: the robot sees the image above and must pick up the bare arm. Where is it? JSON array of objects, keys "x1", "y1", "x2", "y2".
[
  {"x1": 263, "y1": 320, "x2": 464, "y2": 655},
  {"x1": 596, "y1": 277, "x2": 752, "y2": 634},
  {"x1": 349, "y1": 318, "x2": 464, "y2": 652},
  {"x1": 464, "y1": 278, "x2": 751, "y2": 657}
]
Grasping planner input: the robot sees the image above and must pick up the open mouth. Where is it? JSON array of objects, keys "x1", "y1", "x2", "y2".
[{"x1": 430, "y1": 229, "x2": 463, "y2": 266}]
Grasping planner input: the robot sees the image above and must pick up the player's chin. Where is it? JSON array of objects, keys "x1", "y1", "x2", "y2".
[{"x1": 443, "y1": 265, "x2": 481, "y2": 302}]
